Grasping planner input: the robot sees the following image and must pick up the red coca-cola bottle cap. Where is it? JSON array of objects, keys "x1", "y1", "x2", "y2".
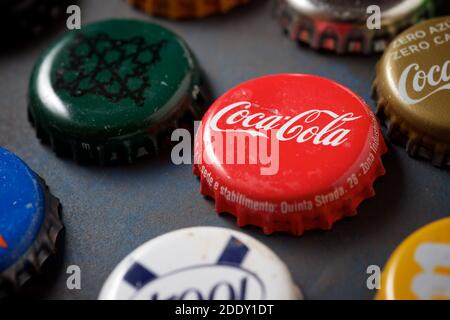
[{"x1": 194, "y1": 74, "x2": 387, "y2": 236}]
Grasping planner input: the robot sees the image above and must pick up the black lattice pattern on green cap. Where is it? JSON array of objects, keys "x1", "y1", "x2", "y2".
[{"x1": 53, "y1": 32, "x2": 167, "y2": 107}]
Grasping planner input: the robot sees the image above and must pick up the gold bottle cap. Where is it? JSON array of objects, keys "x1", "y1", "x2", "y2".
[
  {"x1": 127, "y1": 0, "x2": 250, "y2": 19},
  {"x1": 373, "y1": 16, "x2": 450, "y2": 166}
]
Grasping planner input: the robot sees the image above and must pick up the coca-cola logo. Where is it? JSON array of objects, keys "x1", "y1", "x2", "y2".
[
  {"x1": 132, "y1": 264, "x2": 265, "y2": 300},
  {"x1": 209, "y1": 101, "x2": 362, "y2": 147},
  {"x1": 398, "y1": 60, "x2": 450, "y2": 105}
]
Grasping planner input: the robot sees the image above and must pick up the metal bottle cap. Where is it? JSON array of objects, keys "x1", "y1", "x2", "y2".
[
  {"x1": 0, "y1": 148, "x2": 63, "y2": 296},
  {"x1": 28, "y1": 19, "x2": 207, "y2": 164},
  {"x1": 373, "y1": 16, "x2": 450, "y2": 167},
  {"x1": 276, "y1": 0, "x2": 436, "y2": 54},
  {"x1": 377, "y1": 217, "x2": 450, "y2": 300},
  {"x1": 194, "y1": 74, "x2": 386, "y2": 235},
  {"x1": 127, "y1": 0, "x2": 250, "y2": 19},
  {"x1": 99, "y1": 227, "x2": 302, "y2": 300}
]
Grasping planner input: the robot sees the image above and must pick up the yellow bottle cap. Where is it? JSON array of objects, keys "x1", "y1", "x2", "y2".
[{"x1": 377, "y1": 217, "x2": 450, "y2": 300}]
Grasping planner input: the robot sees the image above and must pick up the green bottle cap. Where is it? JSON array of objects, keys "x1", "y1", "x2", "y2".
[{"x1": 28, "y1": 19, "x2": 207, "y2": 164}]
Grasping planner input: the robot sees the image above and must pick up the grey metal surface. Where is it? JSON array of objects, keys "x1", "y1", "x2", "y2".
[{"x1": 0, "y1": 0, "x2": 449, "y2": 300}]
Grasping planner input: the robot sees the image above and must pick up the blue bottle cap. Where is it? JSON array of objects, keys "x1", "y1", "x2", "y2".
[{"x1": 0, "y1": 148, "x2": 63, "y2": 296}]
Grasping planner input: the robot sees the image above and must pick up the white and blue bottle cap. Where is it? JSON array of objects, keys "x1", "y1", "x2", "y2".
[{"x1": 99, "y1": 227, "x2": 302, "y2": 300}]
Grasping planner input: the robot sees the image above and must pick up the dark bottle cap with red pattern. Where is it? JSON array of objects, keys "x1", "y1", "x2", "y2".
[
  {"x1": 194, "y1": 74, "x2": 386, "y2": 236},
  {"x1": 276, "y1": 0, "x2": 437, "y2": 54}
]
